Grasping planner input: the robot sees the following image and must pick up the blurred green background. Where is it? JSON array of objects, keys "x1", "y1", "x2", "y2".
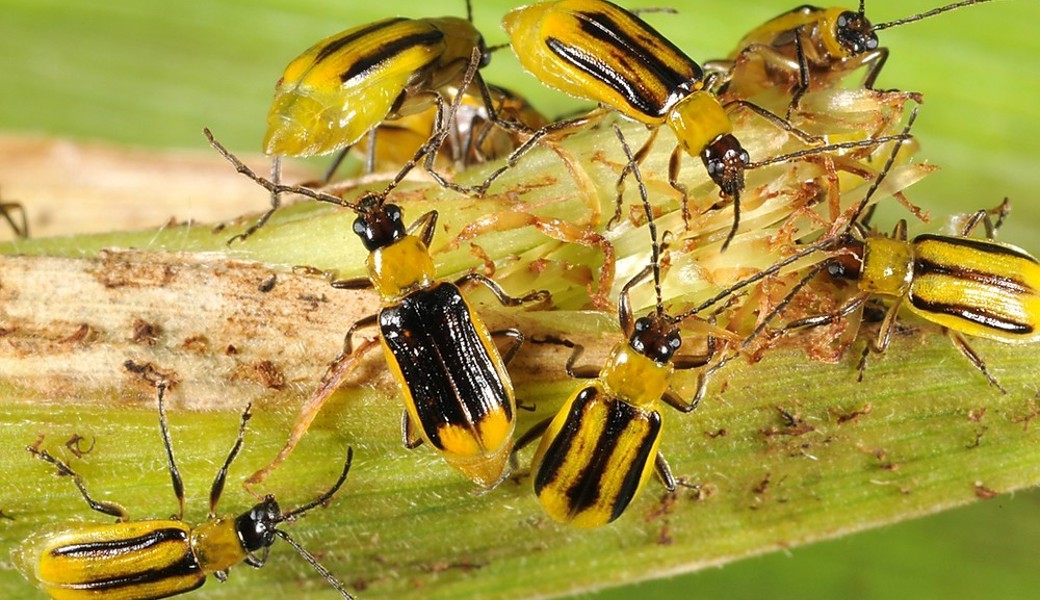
[{"x1": 0, "y1": 0, "x2": 1037, "y2": 598}]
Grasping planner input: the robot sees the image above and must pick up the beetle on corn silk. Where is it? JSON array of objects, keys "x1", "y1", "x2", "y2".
[
  {"x1": 490, "y1": 0, "x2": 912, "y2": 250},
  {"x1": 725, "y1": 110, "x2": 1038, "y2": 393},
  {"x1": 511, "y1": 125, "x2": 762, "y2": 528},
  {"x1": 205, "y1": 126, "x2": 550, "y2": 489},
  {"x1": 710, "y1": 0, "x2": 998, "y2": 115}
]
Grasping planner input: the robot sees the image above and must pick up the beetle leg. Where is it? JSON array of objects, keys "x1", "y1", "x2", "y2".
[
  {"x1": 949, "y1": 330, "x2": 1007, "y2": 394},
  {"x1": 785, "y1": 292, "x2": 869, "y2": 330},
  {"x1": 666, "y1": 143, "x2": 691, "y2": 229},
  {"x1": 246, "y1": 337, "x2": 381, "y2": 488},
  {"x1": 406, "y1": 209, "x2": 439, "y2": 248},
  {"x1": 0, "y1": 188, "x2": 28, "y2": 238},
  {"x1": 244, "y1": 546, "x2": 270, "y2": 569},
  {"x1": 563, "y1": 342, "x2": 599, "y2": 379},
  {"x1": 26, "y1": 444, "x2": 128, "y2": 521},
  {"x1": 322, "y1": 146, "x2": 353, "y2": 184},
  {"x1": 510, "y1": 416, "x2": 552, "y2": 472},
  {"x1": 527, "y1": 335, "x2": 599, "y2": 379},
  {"x1": 960, "y1": 198, "x2": 1011, "y2": 239},
  {"x1": 473, "y1": 113, "x2": 598, "y2": 197},
  {"x1": 871, "y1": 298, "x2": 902, "y2": 354},
  {"x1": 455, "y1": 272, "x2": 550, "y2": 307},
  {"x1": 473, "y1": 69, "x2": 526, "y2": 136},
  {"x1": 491, "y1": 328, "x2": 525, "y2": 365},
  {"x1": 857, "y1": 297, "x2": 902, "y2": 381},
  {"x1": 785, "y1": 26, "x2": 812, "y2": 120},
  {"x1": 672, "y1": 352, "x2": 712, "y2": 371},
  {"x1": 330, "y1": 277, "x2": 374, "y2": 290},
  {"x1": 340, "y1": 314, "x2": 379, "y2": 356},
  {"x1": 859, "y1": 47, "x2": 890, "y2": 90},
  {"x1": 891, "y1": 219, "x2": 908, "y2": 241},
  {"x1": 452, "y1": 215, "x2": 612, "y2": 307},
  {"x1": 653, "y1": 453, "x2": 677, "y2": 492},
  {"x1": 411, "y1": 48, "x2": 486, "y2": 197},
  {"x1": 724, "y1": 99, "x2": 821, "y2": 145}
]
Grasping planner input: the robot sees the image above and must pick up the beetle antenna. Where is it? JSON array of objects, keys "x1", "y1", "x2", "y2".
[
  {"x1": 279, "y1": 447, "x2": 353, "y2": 522},
  {"x1": 746, "y1": 131, "x2": 913, "y2": 169},
  {"x1": 874, "y1": 0, "x2": 998, "y2": 31},
  {"x1": 840, "y1": 107, "x2": 918, "y2": 231},
  {"x1": 614, "y1": 124, "x2": 664, "y2": 315},
  {"x1": 204, "y1": 128, "x2": 365, "y2": 212},
  {"x1": 721, "y1": 188, "x2": 741, "y2": 252},
  {"x1": 273, "y1": 530, "x2": 355, "y2": 599}
]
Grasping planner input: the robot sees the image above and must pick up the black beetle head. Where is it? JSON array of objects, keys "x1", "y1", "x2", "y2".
[
  {"x1": 702, "y1": 134, "x2": 750, "y2": 198},
  {"x1": 629, "y1": 314, "x2": 682, "y2": 365},
  {"x1": 352, "y1": 197, "x2": 406, "y2": 251},
  {"x1": 835, "y1": 11, "x2": 880, "y2": 56},
  {"x1": 235, "y1": 495, "x2": 281, "y2": 553}
]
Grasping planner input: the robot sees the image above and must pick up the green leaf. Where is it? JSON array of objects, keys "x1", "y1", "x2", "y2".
[{"x1": 0, "y1": 1, "x2": 1038, "y2": 599}]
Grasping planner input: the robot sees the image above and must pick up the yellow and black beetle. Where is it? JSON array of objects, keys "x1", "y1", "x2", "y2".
[
  {"x1": 745, "y1": 112, "x2": 1039, "y2": 392},
  {"x1": 513, "y1": 126, "x2": 735, "y2": 527},
  {"x1": 712, "y1": 0, "x2": 996, "y2": 113},
  {"x1": 206, "y1": 130, "x2": 549, "y2": 489},
  {"x1": 782, "y1": 198, "x2": 1040, "y2": 392},
  {"x1": 13, "y1": 368, "x2": 355, "y2": 600},
  {"x1": 497, "y1": 0, "x2": 915, "y2": 250},
  {"x1": 245, "y1": 1, "x2": 523, "y2": 241}
]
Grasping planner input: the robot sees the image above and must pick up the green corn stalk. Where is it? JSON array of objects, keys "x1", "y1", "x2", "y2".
[{"x1": 0, "y1": 1, "x2": 1038, "y2": 599}]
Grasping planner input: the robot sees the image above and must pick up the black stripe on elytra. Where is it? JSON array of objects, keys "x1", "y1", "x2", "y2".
[
  {"x1": 599, "y1": 402, "x2": 660, "y2": 522},
  {"x1": 535, "y1": 388, "x2": 660, "y2": 522},
  {"x1": 71, "y1": 553, "x2": 203, "y2": 592},
  {"x1": 911, "y1": 297, "x2": 1034, "y2": 335},
  {"x1": 534, "y1": 386, "x2": 597, "y2": 496},
  {"x1": 51, "y1": 527, "x2": 189, "y2": 559},
  {"x1": 51, "y1": 528, "x2": 204, "y2": 591},
  {"x1": 916, "y1": 234, "x2": 1039, "y2": 264},
  {"x1": 578, "y1": 7, "x2": 699, "y2": 91},
  {"x1": 380, "y1": 282, "x2": 510, "y2": 451},
  {"x1": 914, "y1": 257, "x2": 1034, "y2": 296},
  {"x1": 314, "y1": 17, "x2": 408, "y2": 64},
  {"x1": 338, "y1": 29, "x2": 445, "y2": 83},
  {"x1": 546, "y1": 37, "x2": 660, "y2": 117}
]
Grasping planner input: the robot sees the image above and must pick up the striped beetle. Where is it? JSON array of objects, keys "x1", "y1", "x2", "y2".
[
  {"x1": 495, "y1": 0, "x2": 915, "y2": 250},
  {"x1": 513, "y1": 125, "x2": 740, "y2": 527},
  {"x1": 206, "y1": 131, "x2": 549, "y2": 489},
  {"x1": 14, "y1": 370, "x2": 355, "y2": 600},
  {"x1": 711, "y1": 1, "x2": 997, "y2": 114}
]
